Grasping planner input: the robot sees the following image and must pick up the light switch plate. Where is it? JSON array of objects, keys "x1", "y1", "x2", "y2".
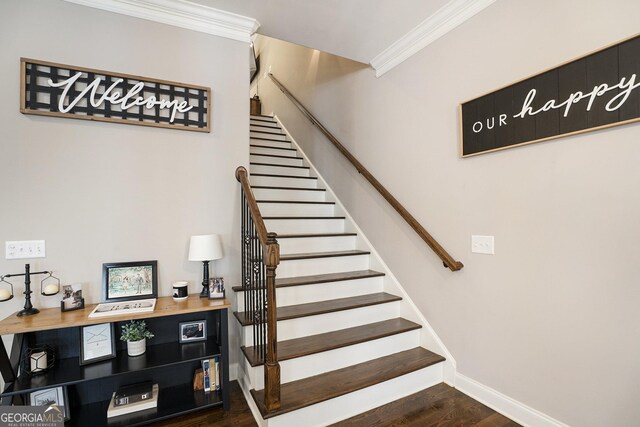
[
  {"x1": 5, "y1": 240, "x2": 46, "y2": 259},
  {"x1": 471, "y1": 235, "x2": 494, "y2": 254}
]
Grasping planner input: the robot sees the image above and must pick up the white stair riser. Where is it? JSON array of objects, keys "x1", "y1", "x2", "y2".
[
  {"x1": 264, "y1": 218, "x2": 344, "y2": 235},
  {"x1": 250, "y1": 154, "x2": 303, "y2": 167},
  {"x1": 250, "y1": 125, "x2": 283, "y2": 133},
  {"x1": 278, "y1": 235, "x2": 356, "y2": 254},
  {"x1": 236, "y1": 276, "x2": 384, "y2": 308},
  {"x1": 277, "y1": 254, "x2": 368, "y2": 278},
  {"x1": 257, "y1": 202, "x2": 333, "y2": 216},
  {"x1": 249, "y1": 139, "x2": 292, "y2": 149},
  {"x1": 247, "y1": 330, "x2": 421, "y2": 390},
  {"x1": 250, "y1": 175, "x2": 318, "y2": 189},
  {"x1": 251, "y1": 188, "x2": 325, "y2": 202},
  {"x1": 251, "y1": 146, "x2": 299, "y2": 158},
  {"x1": 263, "y1": 364, "x2": 444, "y2": 427},
  {"x1": 250, "y1": 120, "x2": 279, "y2": 129},
  {"x1": 250, "y1": 115, "x2": 275, "y2": 121},
  {"x1": 250, "y1": 164, "x2": 309, "y2": 177},
  {"x1": 242, "y1": 301, "x2": 400, "y2": 345},
  {"x1": 250, "y1": 131, "x2": 288, "y2": 141}
]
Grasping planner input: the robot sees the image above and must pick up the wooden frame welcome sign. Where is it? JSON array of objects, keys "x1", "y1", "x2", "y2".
[
  {"x1": 20, "y1": 58, "x2": 211, "y2": 132},
  {"x1": 460, "y1": 34, "x2": 639, "y2": 157}
]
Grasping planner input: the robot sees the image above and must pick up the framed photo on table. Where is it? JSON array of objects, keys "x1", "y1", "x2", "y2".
[
  {"x1": 102, "y1": 260, "x2": 158, "y2": 302},
  {"x1": 80, "y1": 323, "x2": 116, "y2": 365},
  {"x1": 29, "y1": 386, "x2": 70, "y2": 421},
  {"x1": 179, "y1": 320, "x2": 207, "y2": 343}
]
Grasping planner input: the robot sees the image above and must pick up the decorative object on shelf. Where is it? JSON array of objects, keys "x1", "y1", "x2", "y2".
[
  {"x1": 208, "y1": 277, "x2": 225, "y2": 300},
  {"x1": 193, "y1": 368, "x2": 204, "y2": 391},
  {"x1": 88, "y1": 298, "x2": 156, "y2": 319},
  {"x1": 172, "y1": 281, "x2": 189, "y2": 301},
  {"x1": 29, "y1": 386, "x2": 70, "y2": 421},
  {"x1": 80, "y1": 323, "x2": 116, "y2": 365},
  {"x1": 179, "y1": 320, "x2": 207, "y2": 344},
  {"x1": 188, "y1": 234, "x2": 224, "y2": 298},
  {"x1": 21, "y1": 58, "x2": 211, "y2": 133},
  {"x1": 102, "y1": 260, "x2": 158, "y2": 302},
  {"x1": 107, "y1": 384, "x2": 159, "y2": 418},
  {"x1": 121, "y1": 320, "x2": 154, "y2": 357},
  {"x1": 22, "y1": 345, "x2": 55, "y2": 375},
  {"x1": 61, "y1": 283, "x2": 84, "y2": 312},
  {"x1": 0, "y1": 264, "x2": 60, "y2": 316}
]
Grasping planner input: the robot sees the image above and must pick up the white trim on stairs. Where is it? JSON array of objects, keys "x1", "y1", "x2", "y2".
[
  {"x1": 63, "y1": 0, "x2": 260, "y2": 43},
  {"x1": 455, "y1": 373, "x2": 570, "y2": 427},
  {"x1": 370, "y1": 0, "x2": 496, "y2": 77}
]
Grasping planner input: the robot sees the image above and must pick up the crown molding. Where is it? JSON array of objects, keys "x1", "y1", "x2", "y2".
[
  {"x1": 370, "y1": 0, "x2": 496, "y2": 77},
  {"x1": 63, "y1": 0, "x2": 260, "y2": 43}
]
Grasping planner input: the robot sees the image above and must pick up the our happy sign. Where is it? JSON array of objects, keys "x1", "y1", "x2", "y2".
[{"x1": 460, "y1": 34, "x2": 639, "y2": 157}]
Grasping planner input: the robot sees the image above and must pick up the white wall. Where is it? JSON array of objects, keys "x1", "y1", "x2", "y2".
[
  {"x1": 253, "y1": 1, "x2": 640, "y2": 426},
  {"x1": 0, "y1": 0, "x2": 247, "y2": 367}
]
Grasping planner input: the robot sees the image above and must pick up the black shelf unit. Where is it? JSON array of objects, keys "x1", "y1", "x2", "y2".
[{"x1": 0, "y1": 296, "x2": 230, "y2": 426}]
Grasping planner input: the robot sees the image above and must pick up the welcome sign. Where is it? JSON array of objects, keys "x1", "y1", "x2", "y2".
[
  {"x1": 20, "y1": 58, "x2": 211, "y2": 132},
  {"x1": 460, "y1": 34, "x2": 639, "y2": 157}
]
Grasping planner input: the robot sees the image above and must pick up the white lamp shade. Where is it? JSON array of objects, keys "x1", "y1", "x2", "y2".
[{"x1": 188, "y1": 234, "x2": 223, "y2": 261}]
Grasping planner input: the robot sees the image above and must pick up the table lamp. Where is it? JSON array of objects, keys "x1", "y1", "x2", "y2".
[{"x1": 188, "y1": 234, "x2": 223, "y2": 298}]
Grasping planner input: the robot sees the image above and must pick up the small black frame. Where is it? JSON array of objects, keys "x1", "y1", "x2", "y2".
[
  {"x1": 79, "y1": 323, "x2": 116, "y2": 366},
  {"x1": 179, "y1": 320, "x2": 207, "y2": 344},
  {"x1": 29, "y1": 385, "x2": 70, "y2": 421},
  {"x1": 102, "y1": 260, "x2": 158, "y2": 303}
]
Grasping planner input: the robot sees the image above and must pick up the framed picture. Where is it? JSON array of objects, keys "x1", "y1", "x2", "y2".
[
  {"x1": 80, "y1": 323, "x2": 116, "y2": 365},
  {"x1": 179, "y1": 320, "x2": 207, "y2": 343},
  {"x1": 208, "y1": 277, "x2": 225, "y2": 300},
  {"x1": 29, "y1": 386, "x2": 70, "y2": 421},
  {"x1": 102, "y1": 260, "x2": 158, "y2": 302},
  {"x1": 61, "y1": 283, "x2": 85, "y2": 312}
]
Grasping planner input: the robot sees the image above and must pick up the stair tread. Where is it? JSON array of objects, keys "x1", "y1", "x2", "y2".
[
  {"x1": 256, "y1": 200, "x2": 333, "y2": 204},
  {"x1": 250, "y1": 124, "x2": 282, "y2": 130},
  {"x1": 234, "y1": 292, "x2": 400, "y2": 326},
  {"x1": 250, "y1": 114, "x2": 274, "y2": 119},
  {"x1": 242, "y1": 318, "x2": 422, "y2": 367},
  {"x1": 250, "y1": 153, "x2": 302, "y2": 160},
  {"x1": 277, "y1": 232, "x2": 357, "y2": 238},
  {"x1": 250, "y1": 129, "x2": 285, "y2": 135},
  {"x1": 263, "y1": 216, "x2": 344, "y2": 220},
  {"x1": 250, "y1": 136, "x2": 291, "y2": 142},
  {"x1": 251, "y1": 185, "x2": 324, "y2": 191},
  {"x1": 232, "y1": 269, "x2": 385, "y2": 292},
  {"x1": 251, "y1": 173, "x2": 317, "y2": 180},
  {"x1": 250, "y1": 162, "x2": 310, "y2": 170},
  {"x1": 280, "y1": 249, "x2": 369, "y2": 261},
  {"x1": 251, "y1": 347, "x2": 445, "y2": 418},
  {"x1": 250, "y1": 144, "x2": 297, "y2": 152}
]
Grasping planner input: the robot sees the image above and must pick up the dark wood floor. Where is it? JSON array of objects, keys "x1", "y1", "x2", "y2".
[{"x1": 154, "y1": 381, "x2": 519, "y2": 427}]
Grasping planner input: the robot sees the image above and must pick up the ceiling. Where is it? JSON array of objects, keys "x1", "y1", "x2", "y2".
[{"x1": 191, "y1": 0, "x2": 451, "y2": 64}]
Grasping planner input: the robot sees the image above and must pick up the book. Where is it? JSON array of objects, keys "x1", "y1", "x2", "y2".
[
  {"x1": 114, "y1": 381, "x2": 153, "y2": 406},
  {"x1": 202, "y1": 359, "x2": 211, "y2": 392},
  {"x1": 88, "y1": 298, "x2": 156, "y2": 318},
  {"x1": 107, "y1": 384, "x2": 159, "y2": 418}
]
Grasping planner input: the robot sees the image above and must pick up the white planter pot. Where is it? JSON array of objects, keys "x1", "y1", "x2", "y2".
[{"x1": 127, "y1": 338, "x2": 146, "y2": 357}]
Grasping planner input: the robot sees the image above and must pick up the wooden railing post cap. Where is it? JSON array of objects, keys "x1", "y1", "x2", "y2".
[{"x1": 235, "y1": 166, "x2": 248, "y2": 182}]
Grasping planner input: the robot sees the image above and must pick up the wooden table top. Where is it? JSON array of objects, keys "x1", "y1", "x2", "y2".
[{"x1": 0, "y1": 295, "x2": 230, "y2": 335}]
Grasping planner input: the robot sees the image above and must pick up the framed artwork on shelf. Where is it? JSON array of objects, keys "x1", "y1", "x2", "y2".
[
  {"x1": 102, "y1": 260, "x2": 158, "y2": 302},
  {"x1": 61, "y1": 283, "x2": 84, "y2": 312},
  {"x1": 79, "y1": 323, "x2": 116, "y2": 365},
  {"x1": 208, "y1": 277, "x2": 225, "y2": 300},
  {"x1": 179, "y1": 320, "x2": 207, "y2": 344},
  {"x1": 29, "y1": 386, "x2": 70, "y2": 421}
]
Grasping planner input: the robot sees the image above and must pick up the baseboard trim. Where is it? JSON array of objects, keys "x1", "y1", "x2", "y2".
[{"x1": 455, "y1": 373, "x2": 569, "y2": 427}]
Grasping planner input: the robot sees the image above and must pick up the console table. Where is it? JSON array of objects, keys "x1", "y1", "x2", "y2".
[{"x1": 0, "y1": 295, "x2": 230, "y2": 426}]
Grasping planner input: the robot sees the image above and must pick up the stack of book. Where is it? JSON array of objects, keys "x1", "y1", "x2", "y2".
[
  {"x1": 107, "y1": 382, "x2": 159, "y2": 418},
  {"x1": 201, "y1": 356, "x2": 221, "y2": 393}
]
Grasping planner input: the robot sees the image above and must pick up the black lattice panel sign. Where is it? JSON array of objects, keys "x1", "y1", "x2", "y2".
[{"x1": 20, "y1": 58, "x2": 211, "y2": 132}]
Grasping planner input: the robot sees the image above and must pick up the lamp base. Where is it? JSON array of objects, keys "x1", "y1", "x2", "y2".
[
  {"x1": 199, "y1": 282, "x2": 209, "y2": 298},
  {"x1": 199, "y1": 260, "x2": 210, "y2": 298},
  {"x1": 17, "y1": 307, "x2": 39, "y2": 317}
]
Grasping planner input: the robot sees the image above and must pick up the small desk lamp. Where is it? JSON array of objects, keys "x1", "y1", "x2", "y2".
[{"x1": 188, "y1": 234, "x2": 223, "y2": 298}]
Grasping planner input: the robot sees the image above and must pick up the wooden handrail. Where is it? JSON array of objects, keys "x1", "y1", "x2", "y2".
[
  {"x1": 235, "y1": 166, "x2": 281, "y2": 411},
  {"x1": 267, "y1": 73, "x2": 463, "y2": 271}
]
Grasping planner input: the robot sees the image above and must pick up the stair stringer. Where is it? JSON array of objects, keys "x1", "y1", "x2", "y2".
[{"x1": 274, "y1": 115, "x2": 457, "y2": 385}]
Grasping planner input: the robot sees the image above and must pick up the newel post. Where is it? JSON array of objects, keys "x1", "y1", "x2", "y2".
[{"x1": 263, "y1": 232, "x2": 281, "y2": 411}]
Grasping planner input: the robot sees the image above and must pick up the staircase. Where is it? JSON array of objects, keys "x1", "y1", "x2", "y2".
[{"x1": 234, "y1": 114, "x2": 454, "y2": 426}]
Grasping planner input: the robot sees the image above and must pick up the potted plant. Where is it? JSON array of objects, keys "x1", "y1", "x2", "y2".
[{"x1": 120, "y1": 320, "x2": 154, "y2": 357}]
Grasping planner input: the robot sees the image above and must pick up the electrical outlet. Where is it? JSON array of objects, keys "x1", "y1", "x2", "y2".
[
  {"x1": 471, "y1": 235, "x2": 494, "y2": 255},
  {"x1": 5, "y1": 240, "x2": 46, "y2": 260}
]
